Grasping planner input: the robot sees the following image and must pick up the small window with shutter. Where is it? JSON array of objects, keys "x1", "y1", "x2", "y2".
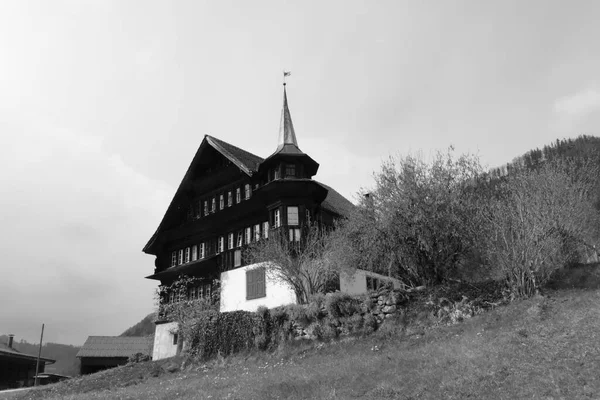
[{"x1": 246, "y1": 267, "x2": 266, "y2": 300}]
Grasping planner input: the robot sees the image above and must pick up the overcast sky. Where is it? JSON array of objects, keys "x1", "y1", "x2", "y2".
[{"x1": 1, "y1": 0, "x2": 599, "y2": 346}]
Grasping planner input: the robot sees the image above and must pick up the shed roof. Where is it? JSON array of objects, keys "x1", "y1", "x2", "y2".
[
  {"x1": 76, "y1": 336, "x2": 152, "y2": 359},
  {"x1": 0, "y1": 342, "x2": 55, "y2": 364}
]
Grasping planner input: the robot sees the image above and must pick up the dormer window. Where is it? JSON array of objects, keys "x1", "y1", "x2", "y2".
[
  {"x1": 245, "y1": 227, "x2": 252, "y2": 244},
  {"x1": 244, "y1": 184, "x2": 251, "y2": 200},
  {"x1": 204, "y1": 201, "x2": 208, "y2": 216},
  {"x1": 274, "y1": 168, "x2": 280, "y2": 180},
  {"x1": 184, "y1": 247, "x2": 191, "y2": 263},
  {"x1": 200, "y1": 242, "x2": 205, "y2": 259},
  {"x1": 219, "y1": 194, "x2": 224, "y2": 210},
  {"x1": 236, "y1": 188, "x2": 241, "y2": 203},
  {"x1": 178, "y1": 249, "x2": 184, "y2": 265},
  {"x1": 227, "y1": 191, "x2": 232, "y2": 207},
  {"x1": 171, "y1": 251, "x2": 177, "y2": 267},
  {"x1": 217, "y1": 236, "x2": 224, "y2": 253},
  {"x1": 285, "y1": 164, "x2": 296, "y2": 178},
  {"x1": 211, "y1": 198, "x2": 216, "y2": 212},
  {"x1": 228, "y1": 233, "x2": 234, "y2": 249},
  {"x1": 192, "y1": 245, "x2": 198, "y2": 261}
]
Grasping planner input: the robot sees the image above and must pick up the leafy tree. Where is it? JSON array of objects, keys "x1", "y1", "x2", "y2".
[
  {"x1": 338, "y1": 147, "x2": 484, "y2": 286},
  {"x1": 244, "y1": 224, "x2": 346, "y2": 304}
]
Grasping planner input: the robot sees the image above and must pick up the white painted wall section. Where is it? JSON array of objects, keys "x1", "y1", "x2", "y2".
[
  {"x1": 220, "y1": 262, "x2": 297, "y2": 312},
  {"x1": 152, "y1": 322, "x2": 178, "y2": 360},
  {"x1": 340, "y1": 269, "x2": 404, "y2": 295}
]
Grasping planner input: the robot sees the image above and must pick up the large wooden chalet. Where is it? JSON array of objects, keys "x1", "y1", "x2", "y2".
[{"x1": 143, "y1": 85, "x2": 360, "y2": 359}]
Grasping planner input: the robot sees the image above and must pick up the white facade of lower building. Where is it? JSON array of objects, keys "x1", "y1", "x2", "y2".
[
  {"x1": 220, "y1": 262, "x2": 297, "y2": 312},
  {"x1": 152, "y1": 321, "x2": 178, "y2": 360},
  {"x1": 340, "y1": 269, "x2": 404, "y2": 295}
]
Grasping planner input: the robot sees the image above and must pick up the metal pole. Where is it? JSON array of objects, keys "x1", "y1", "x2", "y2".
[{"x1": 34, "y1": 323, "x2": 44, "y2": 387}]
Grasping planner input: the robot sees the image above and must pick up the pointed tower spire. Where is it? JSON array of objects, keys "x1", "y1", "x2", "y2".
[{"x1": 277, "y1": 83, "x2": 299, "y2": 152}]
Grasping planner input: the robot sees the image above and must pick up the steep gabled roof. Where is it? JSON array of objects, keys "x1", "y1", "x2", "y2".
[
  {"x1": 317, "y1": 182, "x2": 356, "y2": 217},
  {"x1": 76, "y1": 336, "x2": 152, "y2": 359},
  {"x1": 143, "y1": 135, "x2": 264, "y2": 254},
  {"x1": 206, "y1": 136, "x2": 263, "y2": 174}
]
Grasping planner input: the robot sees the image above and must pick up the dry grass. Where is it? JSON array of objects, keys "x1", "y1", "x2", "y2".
[{"x1": 10, "y1": 266, "x2": 600, "y2": 400}]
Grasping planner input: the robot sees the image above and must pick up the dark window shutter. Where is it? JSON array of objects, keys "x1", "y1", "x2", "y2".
[{"x1": 247, "y1": 267, "x2": 266, "y2": 300}]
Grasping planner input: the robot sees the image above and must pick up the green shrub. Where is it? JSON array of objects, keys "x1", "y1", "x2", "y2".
[
  {"x1": 325, "y1": 292, "x2": 361, "y2": 319},
  {"x1": 362, "y1": 313, "x2": 378, "y2": 335},
  {"x1": 184, "y1": 310, "x2": 258, "y2": 360}
]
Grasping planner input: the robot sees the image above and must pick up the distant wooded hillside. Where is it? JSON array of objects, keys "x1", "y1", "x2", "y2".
[
  {"x1": 120, "y1": 313, "x2": 156, "y2": 337},
  {"x1": 490, "y1": 135, "x2": 600, "y2": 177},
  {"x1": 0, "y1": 335, "x2": 80, "y2": 376}
]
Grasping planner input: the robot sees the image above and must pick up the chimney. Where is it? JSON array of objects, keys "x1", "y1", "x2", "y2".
[{"x1": 8, "y1": 334, "x2": 14, "y2": 349}]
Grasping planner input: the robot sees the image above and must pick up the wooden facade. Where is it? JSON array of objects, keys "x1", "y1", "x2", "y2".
[{"x1": 143, "y1": 86, "x2": 354, "y2": 312}]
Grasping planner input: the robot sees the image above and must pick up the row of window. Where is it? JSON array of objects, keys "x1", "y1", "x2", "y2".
[
  {"x1": 167, "y1": 282, "x2": 213, "y2": 303},
  {"x1": 186, "y1": 184, "x2": 253, "y2": 221},
  {"x1": 170, "y1": 221, "x2": 270, "y2": 267}
]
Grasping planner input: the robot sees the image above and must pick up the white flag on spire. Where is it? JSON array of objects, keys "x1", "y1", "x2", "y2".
[{"x1": 283, "y1": 71, "x2": 291, "y2": 77}]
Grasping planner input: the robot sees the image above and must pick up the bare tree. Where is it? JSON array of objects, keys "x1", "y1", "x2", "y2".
[
  {"x1": 244, "y1": 224, "x2": 347, "y2": 304},
  {"x1": 478, "y1": 161, "x2": 600, "y2": 297}
]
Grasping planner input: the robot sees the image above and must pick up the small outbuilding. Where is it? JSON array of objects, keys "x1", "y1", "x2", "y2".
[
  {"x1": 76, "y1": 336, "x2": 152, "y2": 375},
  {"x1": 0, "y1": 335, "x2": 55, "y2": 389}
]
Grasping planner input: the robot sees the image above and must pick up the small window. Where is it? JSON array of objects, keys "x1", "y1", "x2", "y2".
[
  {"x1": 245, "y1": 227, "x2": 252, "y2": 244},
  {"x1": 263, "y1": 221, "x2": 269, "y2": 239},
  {"x1": 236, "y1": 231, "x2": 243, "y2": 247},
  {"x1": 171, "y1": 251, "x2": 177, "y2": 267},
  {"x1": 236, "y1": 188, "x2": 241, "y2": 203},
  {"x1": 289, "y1": 228, "x2": 301, "y2": 242},
  {"x1": 305, "y1": 209, "x2": 311, "y2": 225},
  {"x1": 178, "y1": 249, "x2": 184, "y2": 265},
  {"x1": 254, "y1": 224, "x2": 261, "y2": 242},
  {"x1": 227, "y1": 191, "x2": 232, "y2": 207},
  {"x1": 244, "y1": 184, "x2": 251, "y2": 200},
  {"x1": 234, "y1": 249, "x2": 242, "y2": 267},
  {"x1": 285, "y1": 164, "x2": 296, "y2": 178},
  {"x1": 184, "y1": 247, "x2": 191, "y2": 263},
  {"x1": 218, "y1": 236, "x2": 224, "y2": 253},
  {"x1": 219, "y1": 194, "x2": 224, "y2": 210},
  {"x1": 228, "y1": 233, "x2": 234, "y2": 249},
  {"x1": 274, "y1": 209, "x2": 280, "y2": 228},
  {"x1": 274, "y1": 168, "x2": 280, "y2": 180},
  {"x1": 191, "y1": 245, "x2": 198, "y2": 261},
  {"x1": 200, "y1": 242, "x2": 205, "y2": 259},
  {"x1": 211, "y1": 198, "x2": 216, "y2": 212},
  {"x1": 287, "y1": 206, "x2": 299, "y2": 226},
  {"x1": 172, "y1": 333, "x2": 178, "y2": 345},
  {"x1": 246, "y1": 267, "x2": 266, "y2": 300},
  {"x1": 204, "y1": 201, "x2": 209, "y2": 216}
]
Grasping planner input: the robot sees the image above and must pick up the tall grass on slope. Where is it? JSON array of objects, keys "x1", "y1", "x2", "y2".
[{"x1": 13, "y1": 286, "x2": 600, "y2": 399}]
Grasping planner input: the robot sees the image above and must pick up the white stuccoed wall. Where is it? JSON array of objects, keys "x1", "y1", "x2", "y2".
[
  {"x1": 152, "y1": 321, "x2": 178, "y2": 360},
  {"x1": 220, "y1": 262, "x2": 297, "y2": 312},
  {"x1": 340, "y1": 269, "x2": 404, "y2": 295}
]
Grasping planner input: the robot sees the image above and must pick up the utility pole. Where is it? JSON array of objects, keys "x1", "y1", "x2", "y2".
[{"x1": 34, "y1": 323, "x2": 44, "y2": 387}]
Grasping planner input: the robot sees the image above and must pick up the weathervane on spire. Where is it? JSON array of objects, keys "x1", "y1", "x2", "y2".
[{"x1": 283, "y1": 71, "x2": 291, "y2": 86}]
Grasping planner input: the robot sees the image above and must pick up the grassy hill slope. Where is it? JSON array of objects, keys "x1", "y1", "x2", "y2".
[{"x1": 10, "y1": 264, "x2": 600, "y2": 400}]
